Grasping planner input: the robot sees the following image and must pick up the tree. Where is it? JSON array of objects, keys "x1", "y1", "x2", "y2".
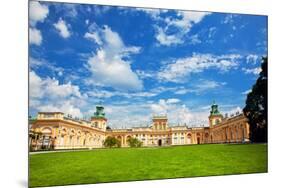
[
  {"x1": 243, "y1": 57, "x2": 267, "y2": 142},
  {"x1": 127, "y1": 137, "x2": 142, "y2": 148},
  {"x1": 103, "y1": 136, "x2": 121, "y2": 148}
]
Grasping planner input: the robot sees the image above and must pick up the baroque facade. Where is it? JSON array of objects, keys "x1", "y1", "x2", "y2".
[{"x1": 29, "y1": 103, "x2": 250, "y2": 151}]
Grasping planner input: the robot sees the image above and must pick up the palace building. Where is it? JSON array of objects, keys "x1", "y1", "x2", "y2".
[{"x1": 29, "y1": 102, "x2": 250, "y2": 151}]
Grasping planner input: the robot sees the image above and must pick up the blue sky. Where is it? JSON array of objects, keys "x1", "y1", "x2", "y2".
[{"x1": 29, "y1": 1, "x2": 267, "y2": 128}]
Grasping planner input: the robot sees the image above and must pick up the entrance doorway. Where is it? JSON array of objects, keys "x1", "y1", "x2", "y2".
[
  {"x1": 197, "y1": 137, "x2": 200, "y2": 144},
  {"x1": 158, "y1": 139, "x2": 162, "y2": 146}
]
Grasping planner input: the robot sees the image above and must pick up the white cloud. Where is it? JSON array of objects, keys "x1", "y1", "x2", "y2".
[
  {"x1": 37, "y1": 102, "x2": 83, "y2": 117},
  {"x1": 87, "y1": 87, "x2": 162, "y2": 99},
  {"x1": 29, "y1": 71, "x2": 44, "y2": 98},
  {"x1": 61, "y1": 4, "x2": 78, "y2": 18},
  {"x1": 158, "y1": 53, "x2": 241, "y2": 83},
  {"x1": 155, "y1": 26, "x2": 183, "y2": 46},
  {"x1": 194, "y1": 80, "x2": 226, "y2": 92},
  {"x1": 85, "y1": 24, "x2": 143, "y2": 91},
  {"x1": 242, "y1": 89, "x2": 251, "y2": 95},
  {"x1": 169, "y1": 11, "x2": 211, "y2": 31},
  {"x1": 29, "y1": 57, "x2": 43, "y2": 68},
  {"x1": 29, "y1": 57, "x2": 64, "y2": 75},
  {"x1": 155, "y1": 11, "x2": 210, "y2": 46},
  {"x1": 137, "y1": 8, "x2": 210, "y2": 46},
  {"x1": 189, "y1": 34, "x2": 201, "y2": 44},
  {"x1": 84, "y1": 32, "x2": 102, "y2": 45},
  {"x1": 53, "y1": 18, "x2": 71, "y2": 38},
  {"x1": 30, "y1": 71, "x2": 81, "y2": 99},
  {"x1": 150, "y1": 99, "x2": 169, "y2": 115},
  {"x1": 44, "y1": 79, "x2": 81, "y2": 99},
  {"x1": 150, "y1": 99, "x2": 208, "y2": 126},
  {"x1": 242, "y1": 67, "x2": 261, "y2": 75},
  {"x1": 82, "y1": 99, "x2": 211, "y2": 128},
  {"x1": 136, "y1": 8, "x2": 166, "y2": 21},
  {"x1": 135, "y1": 70, "x2": 155, "y2": 79},
  {"x1": 29, "y1": 1, "x2": 49, "y2": 26},
  {"x1": 29, "y1": 71, "x2": 84, "y2": 117},
  {"x1": 58, "y1": 71, "x2": 63, "y2": 77},
  {"x1": 246, "y1": 54, "x2": 259, "y2": 64},
  {"x1": 208, "y1": 27, "x2": 217, "y2": 39},
  {"x1": 166, "y1": 98, "x2": 180, "y2": 104},
  {"x1": 222, "y1": 14, "x2": 235, "y2": 24},
  {"x1": 174, "y1": 89, "x2": 190, "y2": 95},
  {"x1": 226, "y1": 106, "x2": 243, "y2": 117},
  {"x1": 29, "y1": 28, "x2": 42, "y2": 46},
  {"x1": 29, "y1": 1, "x2": 48, "y2": 46},
  {"x1": 173, "y1": 80, "x2": 225, "y2": 95},
  {"x1": 91, "y1": 5, "x2": 112, "y2": 16}
]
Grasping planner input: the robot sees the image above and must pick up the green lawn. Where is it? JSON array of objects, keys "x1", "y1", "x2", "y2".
[{"x1": 29, "y1": 143, "x2": 267, "y2": 187}]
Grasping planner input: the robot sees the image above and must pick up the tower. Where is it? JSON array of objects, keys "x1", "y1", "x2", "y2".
[
  {"x1": 152, "y1": 115, "x2": 168, "y2": 130},
  {"x1": 91, "y1": 105, "x2": 107, "y2": 131},
  {"x1": 208, "y1": 101, "x2": 223, "y2": 127}
]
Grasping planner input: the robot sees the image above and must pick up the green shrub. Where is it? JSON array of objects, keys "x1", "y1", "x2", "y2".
[
  {"x1": 127, "y1": 137, "x2": 143, "y2": 148},
  {"x1": 103, "y1": 136, "x2": 121, "y2": 148}
]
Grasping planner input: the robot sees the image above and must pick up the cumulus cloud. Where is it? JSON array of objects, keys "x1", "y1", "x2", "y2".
[
  {"x1": 53, "y1": 18, "x2": 71, "y2": 38},
  {"x1": 29, "y1": 1, "x2": 49, "y2": 46},
  {"x1": 102, "y1": 104, "x2": 151, "y2": 128},
  {"x1": 30, "y1": 71, "x2": 81, "y2": 99},
  {"x1": 29, "y1": 1, "x2": 49, "y2": 26},
  {"x1": 150, "y1": 99, "x2": 208, "y2": 126},
  {"x1": 29, "y1": 28, "x2": 42, "y2": 46},
  {"x1": 85, "y1": 24, "x2": 143, "y2": 91},
  {"x1": 29, "y1": 71, "x2": 84, "y2": 117},
  {"x1": 37, "y1": 102, "x2": 83, "y2": 117},
  {"x1": 30, "y1": 71, "x2": 44, "y2": 98},
  {"x1": 82, "y1": 98, "x2": 212, "y2": 128},
  {"x1": 151, "y1": 99, "x2": 169, "y2": 115},
  {"x1": 158, "y1": 53, "x2": 241, "y2": 83}
]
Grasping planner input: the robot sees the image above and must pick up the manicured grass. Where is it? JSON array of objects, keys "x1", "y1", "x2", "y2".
[{"x1": 29, "y1": 143, "x2": 267, "y2": 187}]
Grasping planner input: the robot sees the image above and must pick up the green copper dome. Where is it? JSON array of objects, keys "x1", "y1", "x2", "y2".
[
  {"x1": 93, "y1": 105, "x2": 105, "y2": 118},
  {"x1": 210, "y1": 101, "x2": 221, "y2": 116}
]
